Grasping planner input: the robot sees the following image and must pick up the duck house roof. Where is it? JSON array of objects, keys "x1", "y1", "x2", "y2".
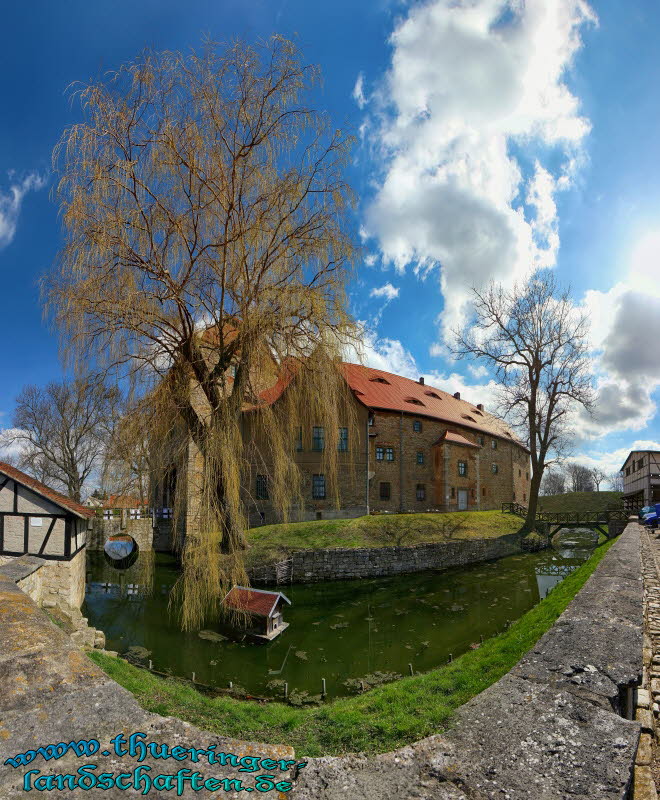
[{"x1": 223, "y1": 586, "x2": 291, "y2": 618}]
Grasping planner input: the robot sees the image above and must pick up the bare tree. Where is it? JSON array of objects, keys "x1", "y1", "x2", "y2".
[
  {"x1": 608, "y1": 471, "x2": 624, "y2": 492},
  {"x1": 541, "y1": 469, "x2": 566, "y2": 496},
  {"x1": 590, "y1": 466, "x2": 608, "y2": 492},
  {"x1": 453, "y1": 270, "x2": 593, "y2": 532},
  {"x1": 44, "y1": 37, "x2": 358, "y2": 629},
  {"x1": 102, "y1": 398, "x2": 156, "y2": 505},
  {"x1": 0, "y1": 379, "x2": 120, "y2": 501},
  {"x1": 566, "y1": 463, "x2": 595, "y2": 492}
]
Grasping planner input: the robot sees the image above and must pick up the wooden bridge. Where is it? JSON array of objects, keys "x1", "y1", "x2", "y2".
[{"x1": 501, "y1": 502, "x2": 629, "y2": 538}]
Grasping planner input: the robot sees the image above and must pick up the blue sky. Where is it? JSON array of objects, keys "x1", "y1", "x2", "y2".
[{"x1": 1, "y1": 0, "x2": 660, "y2": 481}]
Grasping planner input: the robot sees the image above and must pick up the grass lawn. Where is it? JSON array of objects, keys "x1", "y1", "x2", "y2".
[
  {"x1": 244, "y1": 510, "x2": 523, "y2": 566},
  {"x1": 89, "y1": 536, "x2": 615, "y2": 757},
  {"x1": 538, "y1": 491, "x2": 623, "y2": 513}
]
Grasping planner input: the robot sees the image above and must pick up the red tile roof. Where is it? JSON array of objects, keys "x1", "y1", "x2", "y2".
[
  {"x1": 104, "y1": 494, "x2": 148, "y2": 509},
  {"x1": 435, "y1": 431, "x2": 481, "y2": 449},
  {"x1": 223, "y1": 586, "x2": 291, "y2": 617},
  {"x1": 254, "y1": 361, "x2": 528, "y2": 452},
  {"x1": 0, "y1": 462, "x2": 95, "y2": 518}
]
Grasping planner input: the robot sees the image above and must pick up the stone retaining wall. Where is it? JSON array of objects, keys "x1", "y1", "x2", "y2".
[
  {"x1": 0, "y1": 548, "x2": 86, "y2": 608},
  {"x1": 249, "y1": 530, "x2": 526, "y2": 584}
]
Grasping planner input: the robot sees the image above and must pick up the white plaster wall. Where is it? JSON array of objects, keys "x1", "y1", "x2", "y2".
[
  {"x1": 3, "y1": 516, "x2": 24, "y2": 551},
  {"x1": 16, "y1": 484, "x2": 62, "y2": 514},
  {"x1": 0, "y1": 480, "x2": 15, "y2": 512}
]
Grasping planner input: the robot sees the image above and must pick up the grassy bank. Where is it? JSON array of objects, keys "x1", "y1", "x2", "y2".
[
  {"x1": 245, "y1": 510, "x2": 522, "y2": 566},
  {"x1": 89, "y1": 536, "x2": 616, "y2": 757},
  {"x1": 538, "y1": 491, "x2": 622, "y2": 513}
]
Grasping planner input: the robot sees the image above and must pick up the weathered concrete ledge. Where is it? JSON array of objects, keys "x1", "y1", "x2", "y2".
[
  {"x1": 0, "y1": 554, "x2": 46, "y2": 584},
  {"x1": 293, "y1": 523, "x2": 644, "y2": 799},
  {"x1": 249, "y1": 529, "x2": 528, "y2": 584},
  {"x1": 0, "y1": 559, "x2": 295, "y2": 799}
]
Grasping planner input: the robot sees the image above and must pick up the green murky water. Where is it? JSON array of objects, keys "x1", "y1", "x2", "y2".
[{"x1": 83, "y1": 534, "x2": 595, "y2": 700}]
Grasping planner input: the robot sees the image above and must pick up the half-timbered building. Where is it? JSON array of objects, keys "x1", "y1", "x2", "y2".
[
  {"x1": 620, "y1": 450, "x2": 660, "y2": 512},
  {"x1": 0, "y1": 462, "x2": 94, "y2": 560}
]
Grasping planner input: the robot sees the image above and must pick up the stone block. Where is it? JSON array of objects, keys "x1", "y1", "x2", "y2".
[
  {"x1": 636, "y1": 733, "x2": 653, "y2": 766},
  {"x1": 633, "y1": 766, "x2": 658, "y2": 800},
  {"x1": 637, "y1": 689, "x2": 652, "y2": 709}
]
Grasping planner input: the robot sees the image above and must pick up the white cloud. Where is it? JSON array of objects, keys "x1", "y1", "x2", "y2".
[
  {"x1": 370, "y1": 282, "x2": 400, "y2": 301},
  {"x1": 352, "y1": 72, "x2": 367, "y2": 109},
  {"x1": 575, "y1": 231, "x2": 660, "y2": 436},
  {"x1": 347, "y1": 327, "x2": 499, "y2": 410},
  {"x1": 0, "y1": 173, "x2": 47, "y2": 250},
  {"x1": 0, "y1": 428, "x2": 30, "y2": 463},
  {"x1": 468, "y1": 363, "x2": 489, "y2": 379},
  {"x1": 562, "y1": 440, "x2": 660, "y2": 480},
  {"x1": 362, "y1": 0, "x2": 595, "y2": 342}
]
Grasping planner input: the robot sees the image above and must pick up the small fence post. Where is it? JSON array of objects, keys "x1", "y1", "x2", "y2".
[
  {"x1": 321, "y1": 678, "x2": 326, "y2": 698},
  {"x1": 192, "y1": 672, "x2": 196, "y2": 683},
  {"x1": 408, "y1": 663, "x2": 413, "y2": 676},
  {"x1": 284, "y1": 682, "x2": 288, "y2": 699}
]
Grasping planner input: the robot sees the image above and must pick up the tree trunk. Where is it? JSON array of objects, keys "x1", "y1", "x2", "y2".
[{"x1": 524, "y1": 468, "x2": 544, "y2": 532}]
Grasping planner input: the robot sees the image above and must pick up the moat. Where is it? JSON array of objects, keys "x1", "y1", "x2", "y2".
[{"x1": 83, "y1": 533, "x2": 597, "y2": 700}]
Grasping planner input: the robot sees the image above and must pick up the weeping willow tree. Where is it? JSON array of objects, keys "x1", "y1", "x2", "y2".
[{"x1": 44, "y1": 36, "x2": 360, "y2": 629}]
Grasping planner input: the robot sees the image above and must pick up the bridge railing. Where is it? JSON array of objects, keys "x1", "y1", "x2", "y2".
[
  {"x1": 501, "y1": 502, "x2": 527, "y2": 518},
  {"x1": 502, "y1": 502, "x2": 629, "y2": 524},
  {"x1": 93, "y1": 507, "x2": 173, "y2": 521}
]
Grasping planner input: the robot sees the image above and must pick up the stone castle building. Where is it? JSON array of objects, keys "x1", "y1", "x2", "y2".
[{"x1": 166, "y1": 362, "x2": 531, "y2": 530}]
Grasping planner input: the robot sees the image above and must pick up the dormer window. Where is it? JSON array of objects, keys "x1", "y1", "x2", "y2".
[
  {"x1": 369, "y1": 376, "x2": 391, "y2": 385},
  {"x1": 461, "y1": 414, "x2": 476, "y2": 422},
  {"x1": 424, "y1": 391, "x2": 441, "y2": 399},
  {"x1": 405, "y1": 397, "x2": 425, "y2": 406}
]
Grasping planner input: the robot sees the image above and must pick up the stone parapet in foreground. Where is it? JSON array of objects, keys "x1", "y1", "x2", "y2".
[
  {"x1": 0, "y1": 559, "x2": 295, "y2": 799},
  {"x1": 294, "y1": 523, "x2": 644, "y2": 799}
]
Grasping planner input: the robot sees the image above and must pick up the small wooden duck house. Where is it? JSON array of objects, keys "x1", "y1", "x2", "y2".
[{"x1": 222, "y1": 586, "x2": 291, "y2": 641}]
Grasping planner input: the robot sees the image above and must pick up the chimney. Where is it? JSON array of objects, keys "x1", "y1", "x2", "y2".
[
  {"x1": 418, "y1": 377, "x2": 425, "y2": 385},
  {"x1": 453, "y1": 392, "x2": 460, "y2": 400},
  {"x1": 477, "y1": 403, "x2": 484, "y2": 411}
]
